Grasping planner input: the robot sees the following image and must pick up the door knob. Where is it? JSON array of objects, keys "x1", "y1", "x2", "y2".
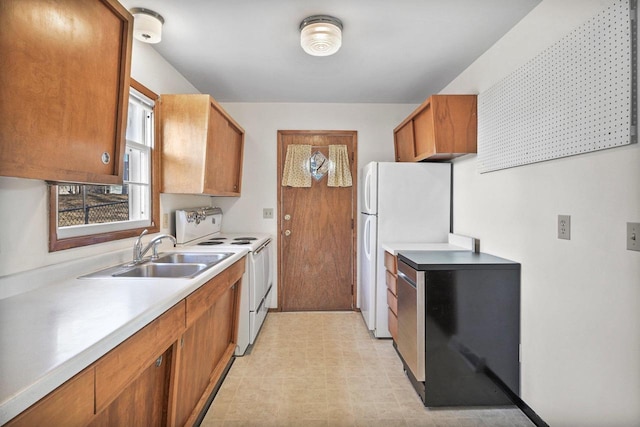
[
  {"x1": 284, "y1": 214, "x2": 291, "y2": 220},
  {"x1": 284, "y1": 230, "x2": 291, "y2": 236}
]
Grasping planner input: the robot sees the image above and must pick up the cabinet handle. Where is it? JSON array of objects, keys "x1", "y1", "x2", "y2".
[
  {"x1": 155, "y1": 355, "x2": 163, "y2": 367},
  {"x1": 284, "y1": 230, "x2": 291, "y2": 236},
  {"x1": 101, "y1": 152, "x2": 111, "y2": 164},
  {"x1": 180, "y1": 336, "x2": 184, "y2": 348}
]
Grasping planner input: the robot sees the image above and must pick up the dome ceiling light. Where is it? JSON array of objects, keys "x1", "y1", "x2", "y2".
[
  {"x1": 130, "y1": 7, "x2": 165, "y2": 44},
  {"x1": 299, "y1": 15, "x2": 343, "y2": 57}
]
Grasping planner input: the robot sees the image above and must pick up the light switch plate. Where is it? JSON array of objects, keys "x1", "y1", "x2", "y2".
[
  {"x1": 558, "y1": 215, "x2": 571, "y2": 240},
  {"x1": 263, "y1": 208, "x2": 274, "y2": 219},
  {"x1": 627, "y1": 222, "x2": 639, "y2": 251}
]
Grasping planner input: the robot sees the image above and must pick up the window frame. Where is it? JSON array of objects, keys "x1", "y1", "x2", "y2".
[{"x1": 48, "y1": 79, "x2": 160, "y2": 252}]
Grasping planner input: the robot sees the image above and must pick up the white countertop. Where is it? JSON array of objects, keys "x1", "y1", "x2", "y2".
[
  {"x1": 381, "y1": 242, "x2": 470, "y2": 255},
  {"x1": 381, "y1": 233, "x2": 477, "y2": 255},
  {"x1": 0, "y1": 247, "x2": 249, "y2": 425}
]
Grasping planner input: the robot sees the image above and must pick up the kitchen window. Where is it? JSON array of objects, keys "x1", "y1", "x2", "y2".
[{"x1": 49, "y1": 80, "x2": 160, "y2": 251}]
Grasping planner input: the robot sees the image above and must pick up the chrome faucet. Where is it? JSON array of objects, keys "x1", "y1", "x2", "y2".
[{"x1": 132, "y1": 229, "x2": 177, "y2": 263}]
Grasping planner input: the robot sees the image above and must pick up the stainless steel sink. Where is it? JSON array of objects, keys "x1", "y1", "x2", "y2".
[
  {"x1": 153, "y1": 252, "x2": 232, "y2": 265},
  {"x1": 79, "y1": 252, "x2": 234, "y2": 279},
  {"x1": 113, "y1": 263, "x2": 208, "y2": 278}
]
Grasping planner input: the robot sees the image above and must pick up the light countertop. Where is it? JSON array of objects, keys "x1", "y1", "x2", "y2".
[
  {"x1": 381, "y1": 242, "x2": 470, "y2": 255},
  {"x1": 0, "y1": 247, "x2": 249, "y2": 425},
  {"x1": 381, "y1": 233, "x2": 477, "y2": 255}
]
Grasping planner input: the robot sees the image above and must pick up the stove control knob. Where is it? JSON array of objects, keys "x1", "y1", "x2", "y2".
[
  {"x1": 284, "y1": 214, "x2": 291, "y2": 221},
  {"x1": 284, "y1": 230, "x2": 291, "y2": 236}
]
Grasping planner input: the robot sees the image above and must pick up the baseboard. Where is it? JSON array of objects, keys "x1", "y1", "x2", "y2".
[
  {"x1": 392, "y1": 342, "x2": 549, "y2": 426},
  {"x1": 194, "y1": 356, "x2": 235, "y2": 426},
  {"x1": 509, "y1": 394, "x2": 549, "y2": 427}
]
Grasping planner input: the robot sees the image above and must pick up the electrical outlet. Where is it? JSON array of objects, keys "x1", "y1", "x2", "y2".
[
  {"x1": 162, "y1": 213, "x2": 169, "y2": 229},
  {"x1": 263, "y1": 208, "x2": 274, "y2": 219},
  {"x1": 627, "y1": 222, "x2": 639, "y2": 251},
  {"x1": 558, "y1": 215, "x2": 571, "y2": 240}
]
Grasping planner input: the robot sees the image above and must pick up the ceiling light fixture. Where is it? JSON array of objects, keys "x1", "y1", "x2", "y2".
[
  {"x1": 130, "y1": 7, "x2": 164, "y2": 44},
  {"x1": 299, "y1": 15, "x2": 343, "y2": 57}
]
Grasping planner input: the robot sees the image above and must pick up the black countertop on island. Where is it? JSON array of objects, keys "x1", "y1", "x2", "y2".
[{"x1": 398, "y1": 250, "x2": 519, "y2": 270}]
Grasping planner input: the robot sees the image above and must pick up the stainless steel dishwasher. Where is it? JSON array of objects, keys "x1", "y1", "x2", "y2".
[{"x1": 396, "y1": 260, "x2": 425, "y2": 382}]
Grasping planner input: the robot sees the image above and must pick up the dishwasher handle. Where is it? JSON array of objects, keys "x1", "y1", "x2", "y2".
[
  {"x1": 398, "y1": 260, "x2": 418, "y2": 284},
  {"x1": 397, "y1": 270, "x2": 416, "y2": 289}
]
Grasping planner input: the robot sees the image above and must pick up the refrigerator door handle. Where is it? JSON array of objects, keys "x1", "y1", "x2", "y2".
[
  {"x1": 364, "y1": 168, "x2": 372, "y2": 212},
  {"x1": 363, "y1": 216, "x2": 372, "y2": 259}
]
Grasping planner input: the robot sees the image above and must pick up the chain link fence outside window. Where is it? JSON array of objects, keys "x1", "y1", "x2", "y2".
[
  {"x1": 58, "y1": 185, "x2": 130, "y2": 227},
  {"x1": 58, "y1": 201, "x2": 129, "y2": 227}
]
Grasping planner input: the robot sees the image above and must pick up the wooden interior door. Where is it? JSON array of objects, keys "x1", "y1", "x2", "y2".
[{"x1": 277, "y1": 130, "x2": 357, "y2": 311}]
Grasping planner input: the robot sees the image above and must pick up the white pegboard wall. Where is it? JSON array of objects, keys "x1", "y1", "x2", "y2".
[{"x1": 478, "y1": 0, "x2": 637, "y2": 173}]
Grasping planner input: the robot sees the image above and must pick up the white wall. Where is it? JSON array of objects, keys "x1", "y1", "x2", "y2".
[
  {"x1": 442, "y1": 0, "x2": 640, "y2": 425},
  {"x1": 0, "y1": 40, "x2": 206, "y2": 280},
  {"x1": 212, "y1": 102, "x2": 416, "y2": 306}
]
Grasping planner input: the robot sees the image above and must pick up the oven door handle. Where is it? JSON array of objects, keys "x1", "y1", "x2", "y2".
[{"x1": 254, "y1": 239, "x2": 272, "y2": 254}]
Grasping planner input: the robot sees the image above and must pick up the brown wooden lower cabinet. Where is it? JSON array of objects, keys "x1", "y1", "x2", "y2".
[
  {"x1": 173, "y1": 271, "x2": 241, "y2": 427},
  {"x1": 90, "y1": 347, "x2": 173, "y2": 427},
  {"x1": 94, "y1": 301, "x2": 185, "y2": 413},
  {"x1": 385, "y1": 251, "x2": 399, "y2": 341},
  {"x1": 6, "y1": 368, "x2": 94, "y2": 427},
  {"x1": 7, "y1": 257, "x2": 245, "y2": 427}
]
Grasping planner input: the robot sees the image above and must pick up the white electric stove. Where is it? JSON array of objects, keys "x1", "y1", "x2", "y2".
[{"x1": 175, "y1": 207, "x2": 272, "y2": 356}]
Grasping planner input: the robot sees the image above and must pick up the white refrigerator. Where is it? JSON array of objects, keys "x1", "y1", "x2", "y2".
[{"x1": 359, "y1": 161, "x2": 451, "y2": 338}]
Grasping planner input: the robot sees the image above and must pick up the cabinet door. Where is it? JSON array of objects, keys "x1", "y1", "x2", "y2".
[
  {"x1": 160, "y1": 94, "x2": 210, "y2": 194},
  {"x1": 0, "y1": 0, "x2": 132, "y2": 184},
  {"x1": 205, "y1": 104, "x2": 244, "y2": 195},
  {"x1": 223, "y1": 121, "x2": 244, "y2": 194},
  {"x1": 175, "y1": 285, "x2": 238, "y2": 426},
  {"x1": 175, "y1": 307, "x2": 217, "y2": 427},
  {"x1": 413, "y1": 105, "x2": 436, "y2": 160},
  {"x1": 205, "y1": 105, "x2": 228, "y2": 194},
  {"x1": 90, "y1": 347, "x2": 172, "y2": 427},
  {"x1": 94, "y1": 301, "x2": 185, "y2": 412},
  {"x1": 394, "y1": 121, "x2": 415, "y2": 162},
  {"x1": 432, "y1": 95, "x2": 478, "y2": 157},
  {"x1": 6, "y1": 368, "x2": 94, "y2": 427}
]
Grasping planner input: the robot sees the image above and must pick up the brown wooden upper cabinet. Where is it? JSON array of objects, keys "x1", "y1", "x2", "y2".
[
  {"x1": 0, "y1": 0, "x2": 133, "y2": 184},
  {"x1": 160, "y1": 94, "x2": 245, "y2": 196},
  {"x1": 394, "y1": 95, "x2": 477, "y2": 162}
]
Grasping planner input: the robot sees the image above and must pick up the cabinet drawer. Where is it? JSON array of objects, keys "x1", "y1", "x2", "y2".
[
  {"x1": 186, "y1": 258, "x2": 245, "y2": 326},
  {"x1": 95, "y1": 301, "x2": 185, "y2": 412},
  {"x1": 388, "y1": 308, "x2": 398, "y2": 341},
  {"x1": 384, "y1": 251, "x2": 397, "y2": 274},
  {"x1": 387, "y1": 288, "x2": 398, "y2": 316},
  {"x1": 7, "y1": 368, "x2": 94, "y2": 427},
  {"x1": 385, "y1": 270, "x2": 397, "y2": 295}
]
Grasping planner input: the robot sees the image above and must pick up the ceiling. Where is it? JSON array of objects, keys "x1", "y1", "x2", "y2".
[{"x1": 120, "y1": 0, "x2": 541, "y2": 103}]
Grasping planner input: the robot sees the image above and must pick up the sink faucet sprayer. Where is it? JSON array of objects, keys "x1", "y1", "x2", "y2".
[{"x1": 132, "y1": 229, "x2": 177, "y2": 264}]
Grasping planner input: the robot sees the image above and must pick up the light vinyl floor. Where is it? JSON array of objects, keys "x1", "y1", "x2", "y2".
[{"x1": 201, "y1": 312, "x2": 534, "y2": 427}]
